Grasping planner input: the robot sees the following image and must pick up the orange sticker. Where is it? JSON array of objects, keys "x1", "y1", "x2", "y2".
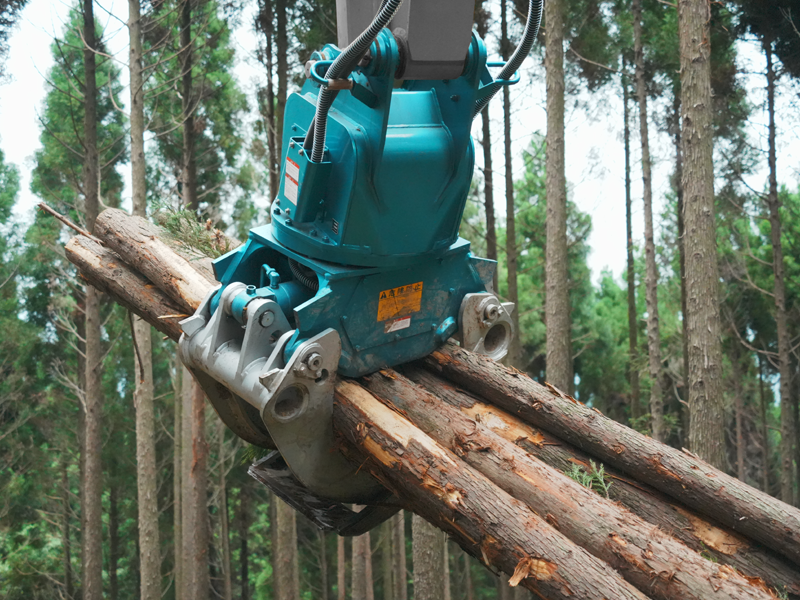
[{"x1": 377, "y1": 282, "x2": 423, "y2": 322}]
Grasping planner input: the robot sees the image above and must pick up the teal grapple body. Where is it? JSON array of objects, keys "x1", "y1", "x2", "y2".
[{"x1": 211, "y1": 31, "x2": 499, "y2": 377}]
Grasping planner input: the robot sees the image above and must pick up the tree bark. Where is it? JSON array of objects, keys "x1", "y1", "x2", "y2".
[
  {"x1": 276, "y1": 498, "x2": 300, "y2": 600},
  {"x1": 544, "y1": 0, "x2": 570, "y2": 390},
  {"x1": 275, "y1": 0, "x2": 288, "y2": 146},
  {"x1": 423, "y1": 345, "x2": 800, "y2": 566},
  {"x1": 333, "y1": 382, "x2": 651, "y2": 600},
  {"x1": 623, "y1": 68, "x2": 640, "y2": 422},
  {"x1": 412, "y1": 513, "x2": 444, "y2": 600},
  {"x1": 256, "y1": 0, "x2": 279, "y2": 200},
  {"x1": 364, "y1": 369, "x2": 777, "y2": 600},
  {"x1": 191, "y1": 379, "x2": 210, "y2": 600},
  {"x1": 219, "y1": 420, "x2": 233, "y2": 600},
  {"x1": 501, "y1": 0, "x2": 521, "y2": 365},
  {"x1": 679, "y1": 0, "x2": 725, "y2": 469},
  {"x1": 180, "y1": 0, "x2": 198, "y2": 213},
  {"x1": 402, "y1": 365, "x2": 800, "y2": 596},
  {"x1": 109, "y1": 477, "x2": 120, "y2": 600},
  {"x1": 352, "y1": 525, "x2": 369, "y2": 600},
  {"x1": 173, "y1": 365, "x2": 183, "y2": 599},
  {"x1": 393, "y1": 512, "x2": 407, "y2": 600},
  {"x1": 763, "y1": 40, "x2": 794, "y2": 505},
  {"x1": 240, "y1": 482, "x2": 251, "y2": 600},
  {"x1": 759, "y1": 354, "x2": 771, "y2": 494},
  {"x1": 381, "y1": 521, "x2": 393, "y2": 600},
  {"x1": 337, "y1": 534, "x2": 346, "y2": 600},
  {"x1": 128, "y1": 0, "x2": 162, "y2": 595},
  {"x1": 633, "y1": 0, "x2": 664, "y2": 441},
  {"x1": 81, "y1": 0, "x2": 103, "y2": 597},
  {"x1": 319, "y1": 529, "x2": 330, "y2": 600},
  {"x1": 61, "y1": 459, "x2": 74, "y2": 600}
]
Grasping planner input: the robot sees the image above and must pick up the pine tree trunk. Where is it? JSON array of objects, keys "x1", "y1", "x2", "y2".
[
  {"x1": 180, "y1": 0, "x2": 198, "y2": 213},
  {"x1": 81, "y1": 0, "x2": 103, "y2": 596},
  {"x1": 275, "y1": 0, "x2": 288, "y2": 146},
  {"x1": 443, "y1": 536, "x2": 450, "y2": 600},
  {"x1": 337, "y1": 534, "x2": 346, "y2": 600},
  {"x1": 633, "y1": 0, "x2": 664, "y2": 441},
  {"x1": 191, "y1": 380, "x2": 210, "y2": 599},
  {"x1": 219, "y1": 421, "x2": 233, "y2": 600},
  {"x1": 128, "y1": 0, "x2": 161, "y2": 595},
  {"x1": 381, "y1": 521, "x2": 393, "y2": 600},
  {"x1": 173, "y1": 366, "x2": 183, "y2": 599},
  {"x1": 109, "y1": 478, "x2": 120, "y2": 600},
  {"x1": 61, "y1": 459, "x2": 74, "y2": 600},
  {"x1": 365, "y1": 532, "x2": 375, "y2": 600},
  {"x1": 623, "y1": 69, "x2": 640, "y2": 422},
  {"x1": 240, "y1": 483, "x2": 251, "y2": 600},
  {"x1": 500, "y1": 0, "x2": 520, "y2": 364},
  {"x1": 393, "y1": 512, "x2": 407, "y2": 600},
  {"x1": 462, "y1": 551, "x2": 473, "y2": 600},
  {"x1": 763, "y1": 41, "x2": 794, "y2": 505},
  {"x1": 182, "y1": 368, "x2": 197, "y2": 597},
  {"x1": 759, "y1": 354, "x2": 770, "y2": 494},
  {"x1": 679, "y1": 0, "x2": 726, "y2": 469},
  {"x1": 319, "y1": 529, "x2": 330, "y2": 600},
  {"x1": 544, "y1": 0, "x2": 570, "y2": 390},
  {"x1": 352, "y1": 530, "x2": 367, "y2": 600},
  {"x1": 412, "y1": 514, "x2": 444, "y2": 600},
  {"x1": 276, "y1": 498, "x2": 299, "y2": 600},
  {"x1": 731, "y1": 340, "x2": 746, "y2": 481},
  {"x1": 256, "y1": 0, "x2": 279, "y2": 200}
]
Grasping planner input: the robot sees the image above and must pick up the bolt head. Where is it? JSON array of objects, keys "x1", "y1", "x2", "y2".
[
  {"x1": 484, "y1": 305, "x2": 500, "y2": 322},
  {"x1": 306, "y1": 352, "x2": 323, "y2": 371},
  {"x1": 259, "y1": 310, "x2": 275, "y2": 327}
]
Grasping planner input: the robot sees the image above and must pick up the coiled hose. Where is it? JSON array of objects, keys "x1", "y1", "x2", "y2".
[
  {"x1": 472, "y1": 0, "x2": 543, "y2": 119},
  {"x1": 289, "y1": 259, "x2": 320, "y2": 292},
  {"x1": 307, "y1": 0, "x2": 404, "y2": 163}
]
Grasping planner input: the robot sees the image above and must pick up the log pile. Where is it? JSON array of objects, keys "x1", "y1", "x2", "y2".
[{"x1": 60, "y1": 206, "x2": 800, "y2": 600}]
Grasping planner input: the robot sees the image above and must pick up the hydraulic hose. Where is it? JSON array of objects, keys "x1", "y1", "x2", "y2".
[
  {"x1": 308, "y1": 0, "x2": 404, "y2": 163},
  {"x1": 472, "y1": 0, "x2": 542, "y2": 118}
]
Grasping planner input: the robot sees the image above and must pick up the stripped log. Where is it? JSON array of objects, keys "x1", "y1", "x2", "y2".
[
  {"x1": 333, "y1": 381, "x2": 651, "y2": 600},
  {"x1": 359, "y1": 369, "x2": 777, "y2": 600},
  {"x1": 423, "y1": 345, "x2": 800, "y2": 567},
  {"x1": 401, "y1": 365, "x2": 800, "y2": 599}
]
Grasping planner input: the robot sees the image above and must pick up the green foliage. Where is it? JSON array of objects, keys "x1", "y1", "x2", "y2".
[{"x1": 564, "y1": 460, "x2": 613, "y2": 498}]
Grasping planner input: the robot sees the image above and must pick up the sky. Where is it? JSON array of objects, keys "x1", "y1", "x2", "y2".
[{"x1": 1, "y1": 0, "x2": 798, "y2": 284}]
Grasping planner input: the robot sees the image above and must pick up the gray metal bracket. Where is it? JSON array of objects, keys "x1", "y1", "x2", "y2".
[{"x1": 455, "y1": 292, "x2": 515, "y2": 361}]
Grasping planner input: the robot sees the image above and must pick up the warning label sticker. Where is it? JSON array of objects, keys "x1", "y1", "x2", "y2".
[
  {"x1": 284, "y1": 158, "x2": 299, "y2": 204},
  {"x1": 377, "y1": 282, "x2": 423, "y2": 322},
  {"x1": 385, "y1": 316, "x2": 411, "y2": 334}
]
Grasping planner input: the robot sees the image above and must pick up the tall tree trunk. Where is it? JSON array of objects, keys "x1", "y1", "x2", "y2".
[
  {"x1": 763, "y1": 41, "x2": 794, "y2": 504},
  {"x1": 392, "y1": 512, "x2": 407, "y2": 600},
  {"x1": 256, "y1": 0, "x2": 279, "y2": 200},
  {"x1": 544, "y1": 0, "x2": 570, "y2": 390},
  {"x1": 276, "y1": 498, "x2": 299, "y2": 600},
  {"x1": 219, "y1": 421, "x2": 233, "y2": 600},
  {"x1": 497, "y1": 574, "x2": 511, "y2": 600},
  {"x1": 173, "y1": 367, "x2": 183, "y2": 599},
  {"x1": 462, "y1": 552, "x2": 473, "y2": 600},
  {"x1": 412, "y1": 514, "x2": 444, "y2": 600},
  {"x1": 191, "y1": 380, "x2": 210, "y2": 599},
  {"x1": 239, "y1": 483, "x2": 251, "y2": 600},
  {"x1": 443, "y1": 536, "x2": 450, "y2": 600},
  {"x1": 181, "y1": 0, "x2": 198, "y2": 213},
  {"x1": 481, "y1": 111, "x2": 497, "y2": 290},
  {"x1": 674, "y1": 94, "x2": 691, "y2": 445},
  {"x1": 352, "y1": 528, "x2": 369, "y2": 600},
  {"x1": 501, "y1": 0, "x2": 520, "y2": 365},
  {"x1": 365, "y1": 533, "x2": 375, "y2": 600},
  {"x1": 61, "y1": 459, "x2": 74, "y2": 600},
  {"x1": 81, "y1": 0, "x2": 103, "y2": 596},
  {"x1": 318, "y1": 529, "x2": 330, "y2": 600},
  {"x1": 623, "y1": 69, "x2": 640, "y2": 422},
  {"x1": 731, "y1": 340, "x2": 746, "y2": 481},
  {"x1": 275, "y1": 0, "x2": 288, "y2": 145},
  {"x1": 337, "y1": 535, "x2": 346, "y2": 600},
  {"x1": 759, "y1": 354, "x2": 770, "y2": 493},
  {"x1": 109, "y1": 478, "x2": 120, "y2": 600},
  {"x1": 633, "y1": 0, "x2": 664, "y2": 441},
  {"x1": 382, "y1": 521, "x2": 393, "y2": 600},
  {"x1": 128, "y1": 0, "x2": 161, "y2": 595},
  {"x1": 680, "y1": 0, "x2": 725, "y2": 469}
]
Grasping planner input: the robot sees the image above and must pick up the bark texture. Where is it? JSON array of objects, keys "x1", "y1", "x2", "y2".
[
  {"x1": 423, "y1": 345, "x2": 800, "y2": 566},
  {"x1": 633, "y1": 0, "x2": 664, "y2": 441},
  {"x1": 412, "y1": 513, "x2": 445, "y2": 600},
  {"x1": 544, "y1": 0, "x2": 570, "y2": 390},
  {"x1": 275, "y1": 498, "x2": 300, "y2": 600},
  {"x1": 679, "y1": 0, "x2": 726, "y2": 469}
]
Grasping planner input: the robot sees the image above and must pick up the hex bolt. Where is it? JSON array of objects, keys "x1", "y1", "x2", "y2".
[
  {"x1": 259, "y1": 310, "x2": 275, "y2": 327},
  {"x1": 305, "y1": 352, "x2": 323, "y2": 371},
  {"x1": 289, "y1": 140, "x2": 296, "y2": 148},
  {"x1": 484, "y1": 304, "x2": 500, "y2": 322}
]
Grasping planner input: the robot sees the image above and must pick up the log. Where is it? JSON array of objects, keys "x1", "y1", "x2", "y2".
[
  {"x1": 65, "y1": 236, "x2": 187, "y2": 340},
  {"x1": 401, "y1": 365, "x2": 800, "y2": 598},
  {"x1": 423, "y1": 345, "x2": 800, "y2": 567},
  {"x1": 332, "y1": 381, "x2": 651, "y2": 600},
  {"x1": 358, "y1": 369, "x2": 777, "y2": 600}
]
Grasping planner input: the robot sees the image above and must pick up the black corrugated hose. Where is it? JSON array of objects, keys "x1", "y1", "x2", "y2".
[
  {"x1": 307, "y1": 0, "x2": 404, "y2": 163},
  {"x1": 472, "y1": 0, "x2": 542, "y2": 118}
]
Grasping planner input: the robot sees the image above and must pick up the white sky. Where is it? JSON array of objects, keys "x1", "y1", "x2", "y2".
[{"x1": 1, "y1": 0, "x2": 798, "y2": 284}]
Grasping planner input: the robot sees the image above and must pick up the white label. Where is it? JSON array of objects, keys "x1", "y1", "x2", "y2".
[
  {"x1": 385, "y1": 316, "x2": 411, "y2": 334},
  {"x1": 284, "y1": 175, "x2": 298, "y2": 204},
  {"x1": 285, "y1": 157, "x2": 300, "y2": 180}
]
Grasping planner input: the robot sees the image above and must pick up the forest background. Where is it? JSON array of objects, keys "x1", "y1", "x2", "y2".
[{"x1": 1, "y1": 0, "x2": 800, "y2": 598}]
